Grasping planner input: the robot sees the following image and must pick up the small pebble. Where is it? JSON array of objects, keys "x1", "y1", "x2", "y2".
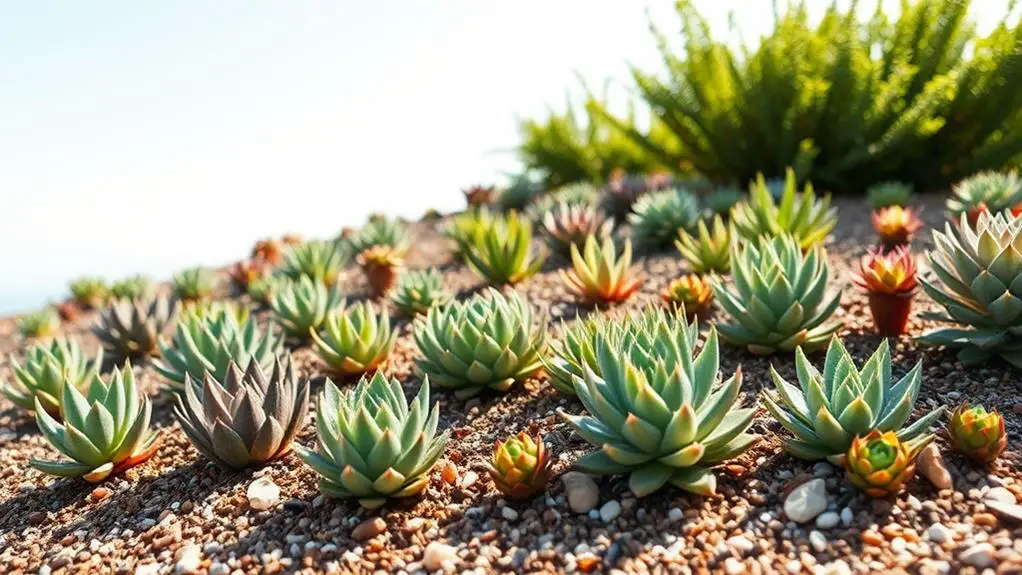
[
  {"x1": 422, "y1": 542, "x2": 457, "y2": 571},
  {"x1": 352, "y1": 517, "x2": 386, "y2": 541},
  {"x1": 599, "y1": 500, "x2": 621, "y2": 523},
  {"x1": 815, "y1": 511, "x2": 839, "y2": 529},
  {"x1": 246, "y1": 477, "x2": 280, "y2": 511},
  {"x1": 561, "y1": 472, "x2": 599, "y2": 514}
]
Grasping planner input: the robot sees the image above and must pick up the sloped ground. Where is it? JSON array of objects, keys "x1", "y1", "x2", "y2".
[{"x1": 0, "y1": 193, "x2": 1020, "y2": 575}]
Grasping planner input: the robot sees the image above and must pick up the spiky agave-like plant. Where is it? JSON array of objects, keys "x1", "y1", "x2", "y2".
[
  {"x1": 31, "y1": 363, "x2": 162, "y2": 482},
  {"x1": 713, "y1": 234, "x2": 841, "y2": 354},
  {"x1": 413, "y1": 288, "x2": 546, "y2": 398},
  {"x1": 173, "y1": 358, "x2": 309, "y2": 469},
  {"x1": 946, "y1": 171, "x2": 1022, "y2": 220},
  {"x1": 155, "y1": 302, "x2": 284, "y2": 393},
  {"x1": 172, "y1": 267, "x2": 217, "y2": 302},
  {"x1": 17, "y1": 308, "x2": 60, "y2": 339},
  {"x1": 559, "y1": 236, "x2": 643, "y2": 305},
  {"x1": 919, "y1": 211, "x2": 1022, "y2": 368},
  {"x1": 763, "y1": 338, "x2": 944, "y2": 462},
  {"x1": 295, "y1": 371, "x2": 449, "y2": 509},
  {"x1": 69, "y1": 277, "x2": 109, "y2": 309},
  {"x1": 541, "y1": 200, "x2": 613, "y2": 257},
  {"x1": 2, "y1": 338, "x2": 103, "y2": 417},
  {"x1": 676, "y1": 214, "x2": 732, "y2": 274},
  {"x1": 390, "y1": 269, "x2": 452, "y2": 316},
  {"x1": 269, "y1": 276, "x2": 344, "y2": 340},
  {"x1": 278, "y1": 240, "x2": 349, "y2": 287},
  {"x1": 627, "y1": 188, "x2": 701, "y2": 252},
  {"x1": 462, "y1": 211, "x2": 546, "y2": 286},
  {"x1": 558, "y1": 323, "x2": 759, "y2": 497},
  {"x1": 311, "y1": 301, "x2": 395, "y2": 376},
  {"x1": 730, "y1": 169, "x2": 836, "y2": 250},
  {"x1": 92, "y1": 296, "x2": 179, "y2": 365}
]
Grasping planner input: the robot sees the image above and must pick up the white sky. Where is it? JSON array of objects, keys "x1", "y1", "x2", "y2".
[{"x1": 0, "y1": 1, "x2": 1011, "y2": 313}]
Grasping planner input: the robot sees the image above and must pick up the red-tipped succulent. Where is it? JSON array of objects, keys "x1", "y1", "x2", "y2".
[
  {"x1": 852, "y1": 246, "x2": 918, "y2": 335},
  {"x1": 872, "y1": 206, "x2": 923, "y2": 248}
]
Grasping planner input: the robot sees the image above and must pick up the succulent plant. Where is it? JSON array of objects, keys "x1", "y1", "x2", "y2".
[
  {"x1": 110, "y1": 275, "x2": 153, "y2": 300},
  {"x1": 948, "y1": 401, "x2": 1007, "y2": 463},
  {"x1": 867, "y1": 181, "x2": 914, "y2": 209},
  {"x1": 252, "y1": 238, "x2": 284, "y2": 265},
  {"x1": 17, "y1": 308, "x2": 60, "y2": 339},
  {"x1": 278, "y1": 240, "x2": 348, "y2": 287},
  {"x1": 464, "y1": 184, "x2": 497, "y2": 208},
  {"x1": 173, "y1": 358, "x2": 309, "y2": 469},
  {"x1": 528, "y1": 183, "x2": 601, "y2": 221},
  {"x1": 281, "y1": 234, "x2": 303, "y2": 246},
  {"x1": 703, "y1": 186, "x2": 743, "y2": 217},
  {"x1": 229, "y1": 260, "x2": 268, "y2": 290},
  {"x1": 445, "y1": 209, "x2": 494, "y2": 259},
  {"x1": 390, "y1": 269, "x2": 452, "y2": 316},
  {"x1": 311, "y1": 302, "x2": 395, "y2": 376},
  {"x1": 853, "y1": 246, "x2": 919, "y2": 335},
  {"x1": 731, "y1": 169, "x2": 836, "y2": 250},
  {"x1": 172, "y1": 267, "x2": 217, "y2": 302},
  {"x1": 246, "y1": 275, "x2": 284, "y2": 305},
  {"x1": 947, "y1": 171, "x2": 1022, "y2": 220},
  {"x1": 602, "y1": 173, "x2": 649, "y2": 219},
  {"x1": 488, "y1": 431, "x2": 551, "y2": 498},
  {"x1": 495, "y1": 174, "x2": 542, "y2": 212},
  {"x1": 462, "y1": 211, "x2": 546, "y2": 286},
  {"x1": 421, "y1": 208, "x2": 443, "y2": 221},
  {"x1": 559, "y1": 322, "x2": 759, "y2": 497},
  {"x1": 872, "y1": 206, "x2": 923, "y2": 248},
  {"x1": 713, "y1": 234, "x2": 841, "y2": 354},
  {"x1": 543, "y1": 306, "x2": 697, "y2": 397},
  {"x1": 155, "y1": 302, "x2": 284, "y2": 392},
  {"x1": 627, "y1": 188, "x2": 700, "y2": 252},
  {"x1": 69, "y1": 277, "x2": 109, "y2": 309},
  {"x1": 92, "y1": 296, "x2": 178, "y2": 364},
  {"x1": 840, "y1": 430, "x2": 932, "y2": 497},
  {"x1": 661, "y1": 275, "x2": 714, "y2": 319},
  {"x1": 295, "y1": 371, "x2": 449, "y2": 509},
  {"x1": 2, "y1": 338, "x2": 103, "y2": 417},
  {"x1": 559, "y1": 236, "x2": 643, "y2": 305},
  {"x1": 413, "y1": 288, "x2": 545, "y2": 398},
  {"x1": 918, "y1": 211, "x2": 1022, "y2": 368},
  {"x1": 541, "y1": 201, "x2": 613, "y2": 257},
  {"x1": 357, "y1": 245, "x2": 403, "y2": 298},
  {"x1": 31, "y1": 363, "x2": 161, "y2": 482},
  {"x1": 676, "y1": 214, "x2": 732, "y2": 274},
  {"x1": 763, "y1": 338, "x2": 944, "y2": 462},
  {"x1": 348, "y1": 217, "x2": 409, "y2": 255},
  {"x1": 269, "y1": 276, "x2": 344, "y2": 340}
]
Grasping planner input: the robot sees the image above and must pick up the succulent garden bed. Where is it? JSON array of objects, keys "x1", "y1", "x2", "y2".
[{"x1": 1, "y1": 189, "x2": 1021, "y2": 575}]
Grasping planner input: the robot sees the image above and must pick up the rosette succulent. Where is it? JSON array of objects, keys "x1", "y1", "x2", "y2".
[
  {"x1": 173, "y1": 358, "x2": 309, "y2": 469},
  {"x1": 357, "y1": 245, "x2": 403, "y2": 298},
  {"x1": 872, "y1": 206, "x2": 923, "y2": 248},
  {"x1": 713, "y1": 234, "x2": 841, "y2": 354},
  {"x1": 295, "y1": 371, "x2": 449, "y2": 509},
  {"x1": 948, "y1": 401, "x2": 1007, "y2": 463},
  {"x1": 462, "y1": 211, "x2": 546, "y2": 286},
  {"x1": 252, "y1": 238, "x2": 284, "y2": 265},
  {"x1": 69, "y1": 277, "x2": 109, "y2": 309},
  {"x1": 278, "y1": 240, "x2": 348, "y2": 287},
  {"x1": 541, "y1": 201, "x2": 613, "y2": 257},
  {"x1": 349, "y1": 217, "x2": 409, "y2": 255},
  {"x1": 31, "y1": 363, "x2": 162, "y2": 482},
  {"x1": 661, "y1": 275, "x2": 714, "y2": 319},
  {"x1": 155, "y1": 303, "x2": 284, "y2": 393},
  {"x1": 17, "y1": 308, "x2": 60, "y2": 339},
  {"x1": 311, "y1": 301, "x2": 395, "y2": 376},
  {"x1": 413, "y1": 288, "x2": 545, "y2": 398},
  {"x1": 919, "y1": 211, "x2": 1022, "y2": 367},
  {"x1": 730, "y1": 169, "x2": 836, "y2": 250},
  {"x1": 445, "y1": 209, "x2": 494, "y2": 259},
  {"x1": 628, "y1": 188, "x2": 700, "y2": 252},
  {"x1": 676, "y1": 214, "x2": 732, "y2": 274},
  {"x1": 559, "y1": 323, "x2": 760, "y2": 497},
  {"x1": 269, "y1": 276, "x2": 344, "y2": 340},
  {"x1": 559, "y1": 236, "x2": 643, "y2": 305},
  {"x1": 763, "y1": 338, "x2": 944, "y2": 462},
  {"x1": 92, "y1": 296, "x2": 179, "y2": 364},
  {"x1": 172, "y1": 267, "x2": 217, "y2": 302},
  {"x1": 946, "y1": 171, "x2": 1022, "y2": 220},
  {"x1": 110, "y1": 275, "x2": 153, "y2": 300},
  {"x1": 229, "y1": 260, "x2": 268, "y2": 290},
  {"x1": 867, "y1": 181, "x2": 913, "y2": 209},
  {"x1": 390, "y1": 269, "x2": 452, "y2": 316},
  {"x1": 840, "y1": 430, "x2": 932, "y2": 497},
  {"x1": 487, "y1": 431, "x2": 551, "y2": 498},
  {"x1": 495, "y1": 174, "x2": 542, "y2": 212},
  {"x1": 853, "y1": 246, "x2": 919, "y2": 335},
  {"x1": 2, "y1": 338, "x2": 103, "y2": 417}
]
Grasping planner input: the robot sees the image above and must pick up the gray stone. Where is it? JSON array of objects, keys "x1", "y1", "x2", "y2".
[{"x1": 783, "y1": 479, "x2": 828, "y2": 523}]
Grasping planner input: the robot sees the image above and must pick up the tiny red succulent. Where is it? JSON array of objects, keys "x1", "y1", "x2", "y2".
[
  {"x1": 487, "y1": 431, "x2": 551, "y2": 498},
  {"x1": 872, "y1": 206, "x2": 923, "y2": 248},
  {"x1": 853, "y1": 246, "x2": 918, "y2": 335}
]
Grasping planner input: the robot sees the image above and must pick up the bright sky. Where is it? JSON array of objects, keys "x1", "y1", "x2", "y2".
[{"x1": 0, "y1": 1, "x2": 1011, "y2": 314}]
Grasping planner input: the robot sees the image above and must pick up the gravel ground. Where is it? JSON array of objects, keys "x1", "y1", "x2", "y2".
[{"x1": 1, "y1": 193, "x2": 1020, "y2": 575}]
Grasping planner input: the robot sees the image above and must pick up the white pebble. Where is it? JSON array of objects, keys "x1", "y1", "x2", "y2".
[
  {"x1": 501, "y1": 506, "x2": 519, "y2": 521},
  {"x1": 174, "y1": 544, "x2": 202, "y2": 574},
  {"x1": 668, "y1": 508, "x2": 683, "y2": 522},
  {"x1": 890, "y1": 537, "x2": 906, "y2": 553},
  {"x1": 599, "y1": 500, "x2": 621, "y2": 523},
  {"x1": 960, "y1": 543, "x2": 996, "y2": 568},
  {"x1": 815, "y1": 511, "x2": 839, "y2": 529},
  {"x1": 809, "y1": 530, "x2": 827, "y2": 552},
  {"x1": 726, "y1": 535, "x2": 754, "y2": 554},
  {"x1": 561, "y1": 472, "x2": 599, "y2": 514},
  {"x1": 839, "y1": 507, "x2": 853, "y2": 527},
  {"x1": 246, "y1": 477, "x2": 280, "y2": 511},
  {"x1": 784, "y1": 479, "x2": 828, "y2": 523},
  {"x1": 422, "y1": 542, "x2": 457, "y2": 571},
  {"x1": 724, "y1": 557, "x2": 746, "y2": 574},
  {"x1": 927, "y1": 522, "x2": 954, "y2": 544}
]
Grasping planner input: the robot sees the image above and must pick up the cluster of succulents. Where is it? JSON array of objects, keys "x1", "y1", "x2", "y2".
[
  {"x1": 675, "y1": 214, "x2": 731, "y2": 273},
  {"x1": 69, "y1": 277, "x2": 110, "y2": 309},
  {"x1": 946, "y1": 171, "x2": 1022, "y2": 221},
  {"x1": 390, "y1": 269, "x2": 452, "y2": 316},
  {"x1": 278, "y1": 240, "x2": 348, "y2": 287},
  {"x1": 17, "y1": 308, "x2": 60, "y2": 339},
  {"x1": 92, "y1": 296, "x2": 178, "y2": 365},
  {"x1": 311, "y1": 301, "x2": 395, "y2": 376},
  {"x1": 110, "y1": 275, "x2": 153, "y2": 300},
  {"x1": 348, "y1": 217, "x2": 409, "y2": 255},
  {"x1": 731, "y1": 169, "x2": 836, "y2": 249},
  {"x1": 172, "y1": 267, "x2": 217, "y2": 302},
  {"x1": 628, "y1": 188, "x2": 700, "y2": 251},
  {"x1": 461, "y1": 211, "x2": 546, "y2": 285},
  {"x1": 2, "y1": 338, "x2": 102, "y2": 416},
  {"x1": 270, "y1": 276, "x2": 344, "y2": 340},
  {"x1": 559, "y1": 237, "x2": 643, "y2": 305}
]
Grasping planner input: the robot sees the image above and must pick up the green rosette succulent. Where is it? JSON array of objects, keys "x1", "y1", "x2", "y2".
[
  {"x1": 946, "y1": 171, "x2": 1022, "y2": 217},
  {"x1": 675, "y1": 214, "x2": 732, "y2": 274},
  {"x1": 311, "y1": 301, "x2": 396, "y2": 376},
  {"x1": 730, "y1": 168, "x2": 836, "y2": 249},
  {"x1": 278, "y1": 240, "x2": 349, "y2": 287},
  {"x1": 627, "y1": 188, "x2": 701, "y2": 252},
  {"x1": 867, "y1": 181, "x2": 913, "y2": 209},
  {"x1": 295, "y1": 371, "x2": 449, "y2": 509},
  {"x1": 2, "y1": 338, "x2": 103, "y2": 417},
  {"x1": 763, "y1": 338, "x2": 944, "y2": 462},
  {"x1": 17, "y1": 308, "x2": 60, "y2": 339},
  {"x1": 269, "y1": 276, "x2": 344, "y2": 339},
  {"x1": 713, "y1": 234, "x2": 841, "y2": 354},
  {"x1": 462, "y1": 211, "x2": 547, "y2": 286},
  {"x1": 172, "y1": 267, "x2": 217, "y2": 302},
  {"x1": 918, "y1": 211, "x2": 1022, "y2": 368},
  {"x1": 348, "y1": 217, "x2": 409, "y2": 254},
  {"x1": 155, "y1": 302, "x2": 284, "y2": 393},
  {"x1": 390, "y1": 269, "x2": 452, "y2": 316},
  {"x1": 110, "y1": 275, "x2": 153, "y2": 300},
  {"x1": 92, "y1": 296, "x2": 179, "y2": 365},
  {"x1": 559, "y1": 323, "x2": 760, "y2": 497},
  {"x1": 31, "y1": 363, "x2": 162, "y2": 482},
  {"x1": 69, "y1": 277, "x2": 109, "y2": 309},
  {"x1": 413, "y1": 288, "x2": 546, "y2": 398}
]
